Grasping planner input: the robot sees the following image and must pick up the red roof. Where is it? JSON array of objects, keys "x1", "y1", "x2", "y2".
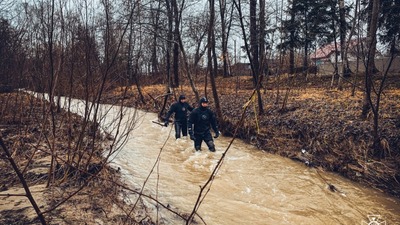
[
  {"x1": 312, "y1": 43, "x2": 338, "y2": 60},
  {"x1": 311, "y1": 39, "x2": 363, "y2": 60}
]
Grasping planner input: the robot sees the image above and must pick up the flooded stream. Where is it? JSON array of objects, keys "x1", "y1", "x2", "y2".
[{"x1": 61, "y1": 97, "x2": 400, "y2": 224}]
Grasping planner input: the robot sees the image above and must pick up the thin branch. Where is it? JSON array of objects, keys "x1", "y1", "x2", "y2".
[
  {"x1": 0, "y1": 137, "x2": 47, "y2": 225},
  {"x1": 186, "y1": 88, "x2": 258, "y2": 224}
]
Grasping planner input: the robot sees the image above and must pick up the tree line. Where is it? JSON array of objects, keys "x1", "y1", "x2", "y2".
[
  {"x1": 0, "y1": 0, "x2": 399, "y2": 223},
  {"x1": 0, "y1": 0, "x2": 399, "y2": 161}
]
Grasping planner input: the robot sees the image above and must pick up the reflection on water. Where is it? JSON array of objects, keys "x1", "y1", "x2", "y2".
[{"x1": 61, "y1": 98, "x2": 399, "y2": 225}]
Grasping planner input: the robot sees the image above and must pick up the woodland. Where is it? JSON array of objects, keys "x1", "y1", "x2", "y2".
[{"x1": 1, "y1": 0, "x2": 400, "y2": 224}]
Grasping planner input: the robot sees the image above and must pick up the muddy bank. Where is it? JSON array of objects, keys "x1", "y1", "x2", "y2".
[
  {"x1": 102, "y1": 75, "x2": 400, "y2": 199},
  {"x1": 0, "y1": 92, "x2": 154, "y2": 224},
  {"x1": 218, "y1": 89, "x2": 400, "y2": 198}
]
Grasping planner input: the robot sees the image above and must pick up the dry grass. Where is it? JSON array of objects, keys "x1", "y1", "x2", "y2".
[
  {"x1": 0, "y1": 92, "x2": 153, "y2": 224},
  {"x1": 103, "y1": 74, "x2": 400, "y2": 198}
]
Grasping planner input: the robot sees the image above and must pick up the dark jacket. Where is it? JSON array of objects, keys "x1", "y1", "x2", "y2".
[
  {"x1": 188, "y1": 106, "x2": 218, "y2": 135},
  {"x1": 165, "y1": 102, "x2": 193, "y2": 122}
]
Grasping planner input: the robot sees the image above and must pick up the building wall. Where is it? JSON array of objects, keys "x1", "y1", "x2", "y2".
[{"x1": 317, "y1": 57, "x2": 400, "y2": 76}]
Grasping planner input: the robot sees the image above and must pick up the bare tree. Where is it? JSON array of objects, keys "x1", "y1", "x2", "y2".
[
  {"x1": 160, "y1": 0, "x2": 174, "y2": 118},
  {"x1": 150, "y1": 2, "x2": 161, "y2": 75},
  {"x1": 289, "y1": 0, "x2": 296, "y2": 74},
  {"x1": 126, "y1": 0, "x2": 145, "y2": 104},
  {"x1": 362, "y1": 0, "x2": 380, "y2": 119},
  {"x1": 0, "y1": 0, "x2": 147, "y2": 223},
  {"x1": 172, "y1": 0, "x2": 180, "y2": 87},
  {"x1": 338, "y1": 0, "x2": 347, "y2": 89},
  {"x1": 218, "y1": 0, "x2": 232, "y2": 77},
  {"x1": 258, "y1": 0, "x2": 266, "y2": 114},
  {"x1": 361, "y1": 0, "x2": 395, "y2": 157},
  {"x1": 185, "y1": 13, "x2": 208, "y2": 70},
  {"x1": 234, "y1": 0, "x2": 264, "y2": 115},
  {"x1": 208, "y1": 0, "x2": 223, "y2": 119}
]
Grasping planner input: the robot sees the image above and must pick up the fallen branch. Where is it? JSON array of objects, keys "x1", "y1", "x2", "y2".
[
  {"x1": 0, "y1": 137, "x2": 47, "y2": 225},
  {"x1": 0, "y1": 193, "x2": 27, "y2": 197}
]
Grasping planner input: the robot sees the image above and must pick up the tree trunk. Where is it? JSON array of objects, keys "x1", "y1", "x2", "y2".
[
  {"x1": 362, "y1": 0, "x2": 382, "y2": 156},
  {"x1": 338, "y1": 0, "x2": 346, "y2": 89},
  {"x1": 161, "y1": 0, "x2": 174, "y2": 117},
  {"x1": 257, "y1": 0, "x2": 265, "y2": 114},
  {"x1": 302, "y1": 15, "x2": 309, "y2": 75},
  {"x1": 250, "y1": 0, "x2": 259, "y2": 86},
  {"x1": 249, "y1": 0, "x2": 264, "y2": 115},
  {"x1": 289, "y1": 1, "x2": 296, "y2": 74},
  {"x1": 362, "y1": 0, "x2": 379, "y2": 118},
  {"x1": 172, "y1": 0, "x2": 180, "y2": 87},
  {"x1": 127, "y1": 8, "x2": 145, "y2": 104},
  {"x1": 47, "y1": 0, "x2": 57, "y2": 188},
  {"x1": 208, "y1": 0, "x2": 223, "y2": 119},
  {"x1": 219, "y1": 0, "x2": 229, "y2": 77},
  {"x1": 177, "y1": 31, "x2": 200, "y2": 102},
  {"x1": 331, "y1": 25, "x2": 339, "y2": 87},
  {"x1": 150, "y1": 3, "x2": 161, "y2": 74}
]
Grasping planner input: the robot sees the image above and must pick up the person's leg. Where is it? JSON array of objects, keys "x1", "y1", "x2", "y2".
[
  {"x1": 181, "y1": 120, "x2": 188, "y2": 137},
  {"x1": 174, "y1": 121, "x2": 182, "y2": 139},
  {"x1": 204, "y1": 132, "x2": 215, "y2": 152},
  {"x1": 194, "y1": 133, "x2": 202, "y2": 151}
]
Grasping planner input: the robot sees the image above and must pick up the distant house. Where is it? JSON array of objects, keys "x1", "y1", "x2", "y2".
[
  {"x1": 310, "y1": 39, "x2": 376, "y2": 64},
  {"x1": 311, "y1": 39, "x2": 364, "y2": 64},
  {"x1": 310, "y1": 39, "x2": 400, "y2": 75},
  {"x1": 312, "y1": 43, "x2": 338, "y2": 63}
]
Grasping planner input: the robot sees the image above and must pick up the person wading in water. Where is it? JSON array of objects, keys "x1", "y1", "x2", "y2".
[
  {"x1": 188, "y1": 97, "x2": 220, "y2": 152},
  {"x1": 164, "y1": 95, "x2": 194, "y2": 139}
]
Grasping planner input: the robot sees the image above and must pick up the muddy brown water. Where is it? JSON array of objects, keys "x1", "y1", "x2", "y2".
[{"x1": 50, "y1": 95, "x2": 400, "y2": 224}]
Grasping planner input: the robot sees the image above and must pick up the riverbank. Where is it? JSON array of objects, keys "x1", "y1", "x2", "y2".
[
  {"x1": 0, "y1": 92, "x2": 154, "y2": 224},
  {"x1": 103, "y1": 74, "x2": 400, "y2": 198}
]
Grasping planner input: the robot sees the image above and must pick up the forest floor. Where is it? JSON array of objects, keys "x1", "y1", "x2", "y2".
[
  {"x1": 102, "y1": 73, "x2": 400, "y2": 199},
  {"x1": 0, "y1": 93, "x2": 154, "y2": 224},
  {"x1": 1, "y1": 73, "x2": 399, "y2": 224}
]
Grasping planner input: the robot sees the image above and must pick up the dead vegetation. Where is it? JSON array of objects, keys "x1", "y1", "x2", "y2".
[
  {"x1": 103, "y1": 74, "x2": 400, "y2": 198},
  {"x1": 0, "y1": 92, "x2": 155, "y2": 224},
  {"x1": 1, "y1": 73, "x2": 399, "y2": 224}
]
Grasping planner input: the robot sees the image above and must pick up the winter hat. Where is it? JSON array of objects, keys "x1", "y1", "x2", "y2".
[{"x1": 199, "y1": 97, "x2": 208, "y2": 104}]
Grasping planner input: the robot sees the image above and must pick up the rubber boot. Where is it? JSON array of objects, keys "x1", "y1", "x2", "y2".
[{"x1": 207, "y1": 141, "x2": 215, "y2": 152}]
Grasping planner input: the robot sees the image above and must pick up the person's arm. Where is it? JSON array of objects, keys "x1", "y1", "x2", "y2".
[
  {"x1": 210, "y1": 110, "x2": 220, "y2": 137},
  {"x1": 164, "y1": 103, "x2": 175, "y2": 126},
  {"x1": 188, "y1": 110, "x2": 196, "y2": 140}
]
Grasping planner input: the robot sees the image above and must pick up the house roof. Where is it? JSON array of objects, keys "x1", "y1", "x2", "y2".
[
  {"x1": 312, "y1": 43, "x2": 338, "y2": 60},
  {"x1": 311, "y1": 39, "x2": 363, "y2": 60}
]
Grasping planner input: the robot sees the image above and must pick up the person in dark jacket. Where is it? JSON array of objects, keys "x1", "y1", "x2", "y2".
[
  {"x1": 188, "y1": 97, "x2": 220, "y2": 152},
  {"x1": 164, "y1": 95, "x2": 194, "y2": 139}
]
